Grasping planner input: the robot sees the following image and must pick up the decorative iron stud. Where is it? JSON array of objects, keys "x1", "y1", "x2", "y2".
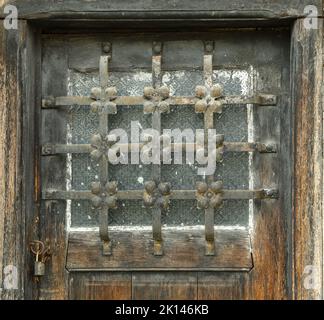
[
  {"x1": 143, "y1": 180, "x2": 171, "y2": 210},
  {"x1": 90, "y1": 133, "x2": 117, "y2": 161},
  {"x1": 143, "y1": 86, "x2": 170, "y2": 114},
  {"x1": 102, "y1": 42, "x2": 112, "y2": 54},
  {"x1": 90, "y1": 86, "x2": 118, "y2": 114},
  {"x1": 196, "y1": 181, "x2": 223, "y2": 209},
  {"x1": 40, "y1": 40, "x2": 280, "y2": 260},
  {"x1": 91, "y1": 181, "x2": 118, "y2": 209},
  {"x1": 194, "y1": 84, "x2": 223, "y2": 114}
]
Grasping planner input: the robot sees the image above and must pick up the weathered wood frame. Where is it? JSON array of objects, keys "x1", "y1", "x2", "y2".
[{"x1": 0, "y1": 0, "x2": 322, "y2": 300}]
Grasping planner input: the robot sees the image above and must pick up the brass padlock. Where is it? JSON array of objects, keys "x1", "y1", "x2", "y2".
[{"x1": 34, "y1": 261, "x2": 45, "y2": 277}]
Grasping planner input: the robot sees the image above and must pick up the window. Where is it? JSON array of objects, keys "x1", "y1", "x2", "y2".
[{"x1": 42, "y1": 31, "x2": 281, "y2": 270}]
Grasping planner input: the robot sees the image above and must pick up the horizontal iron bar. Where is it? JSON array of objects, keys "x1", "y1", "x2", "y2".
[
  {"x1": 42, "y1": 188, "x2": 279, "y2": 201},
  {"x1": 223, "y1": 142, "x2": 277, "y2": 153},
  {"x1": 42, "y1": 94, "x2": 277, "y2": 108},
  {"x1": 41, "y1": 142, "x2": 277, "y2": 155},
  {"x1": 42, "y1": 144, "x2": 92, "y2": 154}
]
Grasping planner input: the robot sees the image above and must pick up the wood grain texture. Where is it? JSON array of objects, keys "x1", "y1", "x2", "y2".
[
  {"x1": 291, "y1": 18, "x2": 323, "y2": 300},
  {"x1": 132, "y1": 273, "x2": 197, "y2": 300},
  {"x1": 0, "y1": 14, "x2": 321, "y2": 300},
  {"x1": 0, "y1": 21, "x2": 26, "y2": 300},
  {"x1": 22, "y1": 24, "x2": 42, "y2": 301},
  {"x1": 198, "y1": 272, "x2": 245, "y2": 300},
  {"x1": 0, "y1": 0, "x2": 321, "y2": 19},
  {"x1": 66, "y1": 230, "x2": 252, "y2": 271},
  {"x1": 69, "y1": 272, "x2": 131, "y2": 300},
  {"x1": 38, "y1": 39, "x2": 69, "y2": 300},
  {"x1": 243, "y1": 37, "x2": 291, "y2": 299}
]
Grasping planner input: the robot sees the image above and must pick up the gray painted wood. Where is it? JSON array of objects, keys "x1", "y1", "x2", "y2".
[{"x1": 0, "y1": 0, "x2": 321, "y2": 19}]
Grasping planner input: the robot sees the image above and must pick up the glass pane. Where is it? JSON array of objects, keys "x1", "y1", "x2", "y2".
[{"x1": 67, "y1": 65, "x2": 251, "y2": 228}]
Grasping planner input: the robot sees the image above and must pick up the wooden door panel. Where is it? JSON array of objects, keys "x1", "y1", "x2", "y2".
[
  {"x1": 132, "y1": 273, "x2": 197, "y2": 300},
  {"x1": 69, "y1": 272, "x2": 247, "y2": 300},
  {"x1": 69, "y1": 272, "x2": 132, "y2": 300},
  {"x1": 39, "y1": 39, "x2": 69, "y2": 300},
  {"x1": 198, "y1": 272, "x2": 245, "y2": 300},
  {"x1": 0, "y1": 1, "x2": 322, "y2": 302},
  {"x1": 66, "y1": 230, "x2": 252, "y2": 271},
  {"x1": 38, "y1": 29, "x2": 291, "y2": 300}
]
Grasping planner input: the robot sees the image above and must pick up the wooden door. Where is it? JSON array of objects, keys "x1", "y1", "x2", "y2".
[{"x1": 37, "y1": 27, "x2": 291, "y2": 300}]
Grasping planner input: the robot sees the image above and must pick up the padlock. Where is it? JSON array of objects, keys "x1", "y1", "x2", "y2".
[
  {"x1": 30, "y1": 240, "x2": 50, "y2": 277},
  {"x1": 34, "y1": 260, "x2": 45, "y2": 276}
]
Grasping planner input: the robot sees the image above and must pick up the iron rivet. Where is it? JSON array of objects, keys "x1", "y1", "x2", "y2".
[
  {"x1": 153, "y1": 42, "x2": 162, "y2": 54},
  {"x1": 205, "y1": 41, "x2": 214, "y2": 53},
  {"x1": 102, "y1": 42, "x2": 111, "y2": 54}
]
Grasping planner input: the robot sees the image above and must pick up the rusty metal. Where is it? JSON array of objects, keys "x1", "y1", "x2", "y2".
[
  {"x1": 143, "y1": 86, "x2": 170, "y2": 114},
  {"x1": 194, "y1": 84, "x2": 223, "y2": 114},
  {"x1": 41, "y1": 141, "x2": 277, "y2": 156},
  {"x1": 90, "y1": 86, "x2": 117, "y2": 114},
  {"x1": 87, "y1": 55, "x2": 117, "y2": 256},
  {"x1": 30, "y1": 240, "x2": 51, "y2": 277},
  {"x1": 196, "y1": 181, "x2": 223, "y2": 209},
  {"x1": 42, "y1": 188, "x2": 279, "y2": 201},
  {"x1": 42, "y1": 96, "x2": 56, "y2": 108},
  {"x1": 143, "y1": 180, "x2": 171, "y2": 256},
  {"x1": 102, "y1": 42, "x2": 112, "y2": 54},
  {"x1": 204, "y1": 40, "x2": 214, "y2": 54},
  {"x1": 90, "y1": 181, "x2": 118, "y2": 209},
  {"x1": 41, "y1": 94, "x2": 277, "y2": 109},
  {"x1": 152, "y1": 41, "x2": 163, "y2": 55},
  {"x1": 41, "y1": 40, "x2": 280, "y2": 259},
  {"x1": 196, "y1": 180, "x2": 223, "y2": 255},
  {"x1": 150, "y1": 42, "x2": 165, "y2": 255},
  {"x1": 143, "y1": 181, "x2": 171, "y2": 209},
  {"x1": 90, "y1": 134, "x2": 116, "y2": 162},
  {"x1": 202, "y1": 44, "x2": 218, "y2": 256}
]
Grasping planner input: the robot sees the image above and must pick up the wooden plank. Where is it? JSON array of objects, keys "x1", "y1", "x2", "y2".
[
  {"x1": 291, "y1": 19, "x2": 323, "y2": 300},
  {"x1": 198, "y1": 272, "x2": 245, "y2": 299},
  {"x1": 66, "y1": 229, "x2": 252, "y2": 271},
  {"x1": 0, "y1": 0, "x2": 320, "y2": 19},
  {"x1": 22, "y1": 24, "x2": 42, "y2": 301},
  {"x1": 245, "y1": 41, "x2": 290, "y2": 299},
  {"x1": 38, "y1": 38, "x2": 69, "y2": 300},
  {"x1": 132, "y1": 273, "x2": 197, "y2": 300},
  {"x1": 69, "y1": 272, "x2": 131, "y2": 300},
  {"x1": 0, "y1": 20, "x2": 27, "y2": 300}
]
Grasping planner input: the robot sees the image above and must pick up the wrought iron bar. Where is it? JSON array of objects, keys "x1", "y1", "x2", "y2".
[
  {"x1": 41, "y1": 141, "x2": 277, "y2": 155},
  {"x1": 42, "y1": 188, "x2": 279, "y2": 201},
  {"x1": 42, "y1": 94, "x2": 277, "y2": 109},
  {"x1": 151, "y1": 42, "x2": 163, "y2": 256}
]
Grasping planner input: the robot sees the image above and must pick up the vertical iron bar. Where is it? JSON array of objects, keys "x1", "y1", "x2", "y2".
[
  {"x1": 152, "y1": 43, "x2": 163, "y2": 255},
  {"x1": 98, "y1": 55, "x2": 111, "y2": 255},
  {"x1": 203, "y1": 42, "x2": 216, "y2": 255}
]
